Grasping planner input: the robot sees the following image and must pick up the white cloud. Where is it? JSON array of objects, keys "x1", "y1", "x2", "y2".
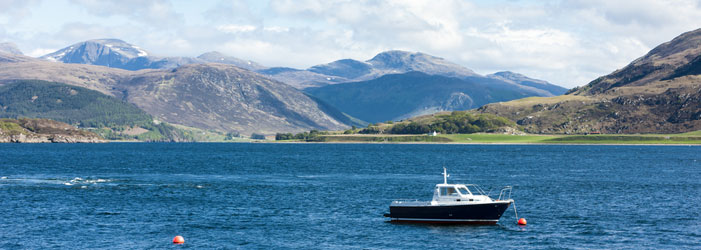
[
  {"x1": 1, "y1": 0, "x2": 701, "y2": 88},
  {"x1": 27, "y1": 47, "x2": 54, "y2": 57},
  {"x1": 217, "y1": 24, "x2": 257, "y2": 33},
  {"x1": 68, "y1": 0, "x2": 184, "y2": 27},
  {"x1": 263, "y1": 26, "x2": 289, "y2": 33},
  {"x1": 0, "y1": 0, "x2": 40, "y2": 18}
]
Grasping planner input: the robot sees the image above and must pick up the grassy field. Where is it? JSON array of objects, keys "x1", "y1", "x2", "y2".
[
  {"x1": 318, "y1": 134, "x2": 452, "y2": 143},
  {"x1": 494, "y1": 95, "x2": 593, "y2": 108},
  {"x1": 304, "y1": 132, "x2": 701, "y2": 144}
]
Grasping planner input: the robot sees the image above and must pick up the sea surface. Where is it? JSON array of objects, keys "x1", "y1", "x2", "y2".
[{"x1": 0, "y1": 143, "x2": 699, "y2": 249}]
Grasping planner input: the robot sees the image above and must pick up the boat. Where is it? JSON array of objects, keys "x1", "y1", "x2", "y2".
[{"x1": 384, "y1": 168, "x2": 514, "y2": 224}]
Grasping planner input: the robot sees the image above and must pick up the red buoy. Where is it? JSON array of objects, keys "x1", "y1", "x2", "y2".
[
  {"x1": 517, "y1": 218, "x2": 527, "y2": 225},
  {"x1": 173, "y1": 235, "x2": 185, "y2": 244}
]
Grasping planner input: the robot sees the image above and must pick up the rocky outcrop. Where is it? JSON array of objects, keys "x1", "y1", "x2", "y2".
[
  {"x1": 0, "y1": 133, "x2": 104, "y2": 143},
  {"x1": 0, "y1": 118, "x2": 105, "y2": 143}
]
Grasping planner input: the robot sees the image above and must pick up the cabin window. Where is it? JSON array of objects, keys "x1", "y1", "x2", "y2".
[
  {"x1": 440, "y1": 187, "x2": 459, "y2": 196},
  {"x1": 458, "y1": 187, "x2": 471, "y2": 195}
]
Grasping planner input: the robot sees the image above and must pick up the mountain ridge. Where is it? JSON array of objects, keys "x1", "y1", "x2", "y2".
[{"x1": 36, "y1": 39, "x2": 565, "y2": 96}]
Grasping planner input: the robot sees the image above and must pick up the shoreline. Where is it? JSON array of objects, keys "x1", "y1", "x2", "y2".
[
  {"x1": 2, "y1": 140, "x2": 698, "y2": 146},
  {"x1": 261, "y1": 141, "x2": 701, "y2": 146}
]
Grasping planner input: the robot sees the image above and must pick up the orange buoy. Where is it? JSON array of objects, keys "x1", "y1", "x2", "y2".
[
  {"x1": 517, "y1": 218, "x2": 527, "y2": 225},
  {"x1": 173, "y1": 235, "x2": 185, "y2": 244}
]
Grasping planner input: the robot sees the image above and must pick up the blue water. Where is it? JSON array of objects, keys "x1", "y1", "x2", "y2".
[{"x1": 0, "y1": 143, "x2": 699, "y2": 249}]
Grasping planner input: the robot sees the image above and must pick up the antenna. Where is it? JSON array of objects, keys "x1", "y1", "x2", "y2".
[{"x1": 443, "y1": 167, "x2": 449, "y2": 184}]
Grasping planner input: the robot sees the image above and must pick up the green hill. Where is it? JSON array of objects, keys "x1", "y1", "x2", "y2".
[
  {"x1": 358, "y1": 111, "x2": 518, "y2": 135},
  {"x1": 0, "y1": 80, "x2": 192, "y2": 141}
]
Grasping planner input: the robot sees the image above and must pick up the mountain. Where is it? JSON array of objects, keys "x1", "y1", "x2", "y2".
[
  {"x1": 366, "y1": 50, "x2": 478, "y2": 78},
  {"x1": 0, "y1": 42, "x2": 22, "y2": 55},
  {"x1": 41, "y1": 39, "x2": 148, "y2": 65},
  {"x1": 306, "y1": 71, "x2": 540, "y2": 123},
  {"x1": 308, "y1": 59, "x2": 373, "y2": 79},
  {"x1": 302, "y1": 53, "x2": 562, "y2": 123},
  {"x1": 0, "y1": 80, "x2": 193, "y2": 141},
  {"x1": 487, "y1": 71, "x2": 567, "y2": 96},
  {"x1": 197, "y1": 51, "x2": 266, "y2": 71},
  {"x1": 478, "y1": 28, "x2": 701, "y2": 134},
  {"x1": 117, "y1": 63, "x2": 349, "y2": 134},
  {"x1": 260, "y1": 50, "x2": 566, "y2": 116},
  {"x1": 40, "y1": 39, "x2": 203, "y2": 71},
  {"x1": 0, "y1": 53, "x2": 352, "y2": 135}
]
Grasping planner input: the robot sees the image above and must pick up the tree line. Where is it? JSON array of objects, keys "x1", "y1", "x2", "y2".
[{"x1": 360, "y1": 111, "x2": 516, "y2": 134}]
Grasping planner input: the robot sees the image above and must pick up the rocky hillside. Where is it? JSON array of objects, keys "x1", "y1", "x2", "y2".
[
  {"x1": 0, "y1": 54, "x2": 352, "y2": 135},
  {"x1": 478, "y1": 28, "x2": 701, "y2": 134},
  {"x1": 118, "y1": 63, "x2": 350, "y2": 134},
  {"x1": 572, "y1": 29, "x2": 701, "y2": 95},
  {"x1": 0, "y1": 118, "x2": 103, "y2": 143},
  {"x1": 0, "y1": 53, "x2": 133, "y2": 94}
]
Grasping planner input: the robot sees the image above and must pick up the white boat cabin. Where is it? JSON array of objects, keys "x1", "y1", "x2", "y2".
[
  {"x1": 431, "y1": 184, "x2": 492, "y2": 205},
  {"x1": 430, "y1": 168, "x2": 493, "y2": 205}
]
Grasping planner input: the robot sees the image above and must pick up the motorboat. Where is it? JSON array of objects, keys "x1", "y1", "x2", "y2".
[{"x1": 384, "y1": 168, "x2": 514, "y2": 224}]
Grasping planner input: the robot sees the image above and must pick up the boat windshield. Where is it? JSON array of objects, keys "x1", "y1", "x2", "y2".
[
  {"x1": 464, "y1": 185, "x2": 487, "y2": 195},
  {"x1": 458, "y1": 187, "x2": 471, "y2": 195}
]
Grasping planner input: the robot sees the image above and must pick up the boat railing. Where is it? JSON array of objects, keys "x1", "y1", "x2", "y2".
[
  {"x1": 474, "y1": 185, "x2": 488, "y2": 196},
  {"x1": 391, "y1": 199, "x2": 432, "y2": 206},
  {"x1": 497, "y1": 186, "x2": 512, "y2": 201}
]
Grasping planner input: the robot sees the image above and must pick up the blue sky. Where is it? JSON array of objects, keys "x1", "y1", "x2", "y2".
[{"x1": 1, "y1": 0, "x2": 701, "y2": 88}]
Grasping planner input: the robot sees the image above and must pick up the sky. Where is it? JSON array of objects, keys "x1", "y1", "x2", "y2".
[{"x1": 1, "y1": 0, "x2": 701, "y2": 88}]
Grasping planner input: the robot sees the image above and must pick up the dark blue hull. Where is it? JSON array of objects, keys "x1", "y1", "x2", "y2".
[{"x1": 385, "y1": 202, "x2": 511, "y2": 224}]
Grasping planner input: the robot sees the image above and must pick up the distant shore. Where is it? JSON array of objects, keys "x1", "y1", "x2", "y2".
[
  {"x1": 267, "y1": 141, "x2": 701, "y2": 146},
  {"x1": 271, "y1": 132, "x2": 701, "y2": 145}
]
